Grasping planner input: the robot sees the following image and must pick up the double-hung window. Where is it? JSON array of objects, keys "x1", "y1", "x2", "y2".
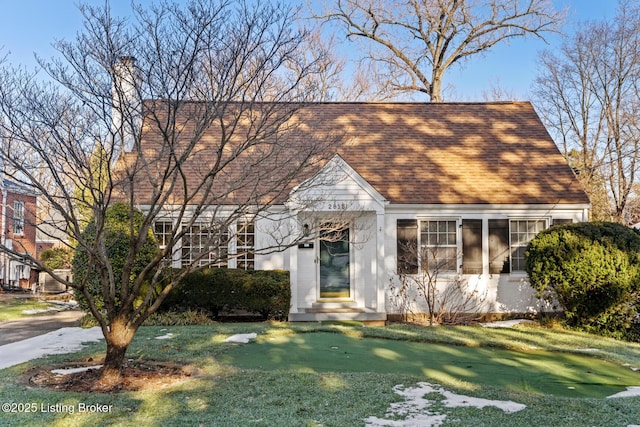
[
  {"x1": 399, "y1": 217, "x2": 548, "y2": 275},
  {"x1": 489, "y1": 218, "x2": 549, "y2": 274},
  {"x1": 13, "y1": 201, "x2": 24, "y2": 236},
  {"x1": 509, "y1": 219, "x2": 546, "y2": 272},
  {"x1": 397, "y1": 219, "x2": 459, "y2": 274},
  {"x1": 420, "y1": 220, "x2": 458, "y2": 273}
]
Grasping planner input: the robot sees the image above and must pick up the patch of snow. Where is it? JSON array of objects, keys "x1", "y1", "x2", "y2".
[
  {"x1": 365, "y1": 382, "x2": 525, "y2": 427},
  {"x1": 224, "y1": 333, "x2": 257, "y2": 344},
  {"x1": 154, "y1": 333, "x2": 174, "y2": 340},
  {"x1": 22, "y1": 300, "x2": 78, "y2": 315},
  {"x1": 51, "y1": 365, "x2": 103, "y2": 375},
  {"x1": 46, "y1": 300, "x2": 78, "y2": 307},
  {"x1": 480, "y1": 319, "x2": 534, "y2": 328},
  {"x1": 439, "y1": 388, "x2": 526, "y2": 413},
  {"x1": 607, "y1": 386, "x2": 640, "y2": 399},
  {"x1": 577, "y1": 348, "x2": 600, "y2": 353},
  {"x1": 21, "y1": 307, "x2": 60, "y2": 315},
  {"x1": 0, "y1": 327, "x2": 103, "y2": 370}
]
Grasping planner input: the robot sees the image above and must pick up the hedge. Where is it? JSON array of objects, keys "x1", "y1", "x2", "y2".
[
  {"x1": 162, "y1": 268, "x2": 290, "y2": 320},
  {"x1": 526, "y1": 221, "x2": 640, "y2": 339}
]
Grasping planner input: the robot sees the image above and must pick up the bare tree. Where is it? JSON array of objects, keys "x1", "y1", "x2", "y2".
[
  {"x1": 0, "y1": 0, "x2": 342, "y2": 387},
  {"x1": 534, "y1": 0, "x2": 640, "y2": 223},
  {"x1": 394, "y1": 241, "x2": 486, "y2": 326},
  {"x1": 292, "y1": 27, "x2": 381, "y2": 101},
  {"x1": 481, "y1": 77, "x2": 519, "y2": 101},
  {"x1": 312, "y1": 0, "x2": 563, "y2": 101}
]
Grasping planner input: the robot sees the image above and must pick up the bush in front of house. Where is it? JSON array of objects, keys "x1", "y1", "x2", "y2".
[
  {"x1": 241, "y1": 270, "x2": 291, "y2": 320},
  {"x1": 162, "y1": 268, "x2": 248, "y2": 318},
  {"x1": 163, "y1": 268, "x2": 290, "y2": 321},
  {"x1": 525, "y1": 222, "x2": 640, "y2": 340},
  {"x1": 72, "y1": 203, "x2": 158, "y2": 315}
]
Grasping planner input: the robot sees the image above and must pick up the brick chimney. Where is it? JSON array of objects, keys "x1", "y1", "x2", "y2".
[{"x1": 112, "y1": 56, "x2": 141, "y2": 153}]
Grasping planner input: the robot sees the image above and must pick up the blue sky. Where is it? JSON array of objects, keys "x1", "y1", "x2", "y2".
[{"x1": 0, "y1": 0, "x2": 620, "y2": 101}]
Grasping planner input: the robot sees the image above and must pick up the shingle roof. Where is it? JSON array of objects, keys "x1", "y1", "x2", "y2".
[{"x1": 124, "y1": 101, "x2": 589, "y2": 206}]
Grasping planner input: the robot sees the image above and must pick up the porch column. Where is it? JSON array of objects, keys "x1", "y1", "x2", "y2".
[
  {"x1": 288, "y1": 215, "x2": 299, "y2": 315},
  {"x1": 375, "y1": 212, "x2": 385, "y2": 312}
]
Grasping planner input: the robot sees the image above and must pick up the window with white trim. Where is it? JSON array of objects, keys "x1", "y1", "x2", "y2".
[
  {"x1": 154, "y1": 221, "x2": 172, "y2": 249},
  {"x1": 509, "y1": 219, "x2": 546, "y2": 272},
  {"x1": 419, "y1": 219, "x2": 458, "y2": 273},
  {"x1": 236, "y1": 221, "x2": 254, "y2": 270},
  {"x1": 13, "y1": 201, "x2": 24, "y2": 235},
  {"x1": 181, "y1": 224, "x2": 229, "y2": 268}
]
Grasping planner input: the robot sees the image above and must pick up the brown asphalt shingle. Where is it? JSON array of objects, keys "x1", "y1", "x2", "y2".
[{"x1": 121, "y1": 101, "x2": 589, "y2": 206}]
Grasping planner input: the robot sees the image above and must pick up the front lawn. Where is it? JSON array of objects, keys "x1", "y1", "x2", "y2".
[
  {"x1": 0, "y1": 298, "x2": 60, "y2": 322},
  {"x1": 1, "y1": 322, "x2": 639, "y2": 426}
]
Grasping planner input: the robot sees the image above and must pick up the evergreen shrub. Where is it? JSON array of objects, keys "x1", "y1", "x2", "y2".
[
  {"x1": 163, "y1": 268, "x2": 290, "y2": 320},
  {"x1": 72, "y1": 203, "x2": 158, "y2": 314},
  {"x1": 526, "y1": 222, "x2": 640, "y2": 339}
]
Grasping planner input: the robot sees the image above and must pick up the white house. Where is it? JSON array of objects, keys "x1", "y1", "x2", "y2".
[{"x1": 117, "y1": 101, "x2": 590, "y2": 322}]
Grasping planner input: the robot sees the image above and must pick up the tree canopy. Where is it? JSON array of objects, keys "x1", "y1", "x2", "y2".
[
  {"x1": 314, "y1": 0, "x2": 563, "y2": 101},
  {"x1": 0, "y1": 0, "x2": 337, "y2": 385}
]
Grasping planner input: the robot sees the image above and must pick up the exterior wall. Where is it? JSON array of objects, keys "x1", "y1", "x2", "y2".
[
  {"x1": 152, "y1": 200, "x2": 588, "y2": 320},
  {"x1": 383, "y1": 204, "x2": 588, "y2": 317},
  {"x1": 150, "y1": 198, "x2": 588, "y2": 320},
  {"x1": 253, "y1": 212, "x2": 287, "y2": 271},
  {"x1": 1, "y1": 189, "x2": 38, "y2": 288}
]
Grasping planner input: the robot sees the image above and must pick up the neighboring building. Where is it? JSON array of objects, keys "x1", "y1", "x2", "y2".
[
  {"x1": 0, "y1": 179, "x2": 38, "y2": 289},
  {"x1": 118, "y1": 100, "x2": 590, "y2": 322}
]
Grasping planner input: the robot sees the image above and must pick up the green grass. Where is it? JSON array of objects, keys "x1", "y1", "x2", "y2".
[
  {"x1": 1, "y1": 322, "x2": 640, "y2": 426},
  {"x1": 0, "y1": 298, "x2": 58, "y2": 321},
  {"x1": 222, "y1": 331, "x2": 640, "y2": 398}
]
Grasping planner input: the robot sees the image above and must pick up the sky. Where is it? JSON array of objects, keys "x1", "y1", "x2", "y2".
[{"x1": 0, "y1": 0, "x2": 621, "y2": 101}]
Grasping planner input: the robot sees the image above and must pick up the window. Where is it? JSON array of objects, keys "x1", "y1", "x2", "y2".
[
  {"x1": 552, "y1": 218, "x2": 573, "y2": 226},
  {"x1": 397, "y1": 219, "x2": 459, "y2": 274},
  {"x1": 154, "y1": 221, "x2": 173, "y2": 249},
  {"x1": 13, "y1": 201, "x2": 24, "y2": 235},
  {"x1": 420, "y1": 220, "x2": 458, "y2": 273},
  {"x1": 181, "y1": 224, "x2": 229, "y2": 268},
  {"x1": 509, "y1": 219, "x2": 546, "y2": 272},
  {"x1": 236, "y1": 221, "x2": 254, "y2": 270}
]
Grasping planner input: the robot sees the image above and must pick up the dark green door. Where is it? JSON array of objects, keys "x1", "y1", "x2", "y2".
[{"x1": 319, "y1": 228, "x2": 350, "y2": 299}]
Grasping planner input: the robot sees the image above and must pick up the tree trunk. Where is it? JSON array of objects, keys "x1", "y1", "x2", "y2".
[
  {"x1": 100, "y1": 316, "x2": 136, "y2": 387},
  {"x1": 430, "y1": 74, "x2": 443, "y2": 102}
]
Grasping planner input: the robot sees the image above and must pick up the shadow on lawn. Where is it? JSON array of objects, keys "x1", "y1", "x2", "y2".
[
  {"x1": 220, "y1": 331, "x2": 640, "y2": 398},
  {"x1": 5, "y1": 324, "x2": 640, "y2": 427}
]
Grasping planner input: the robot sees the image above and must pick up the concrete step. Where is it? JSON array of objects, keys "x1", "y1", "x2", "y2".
[
  {"x1": 289, "y1": 310, "x2": 387, "y2": 323},
  {"x1": 305, "y1": 307, "x2": 365, "y2": 313}
]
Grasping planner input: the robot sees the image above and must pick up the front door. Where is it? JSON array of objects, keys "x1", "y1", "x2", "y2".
[{"x1": 319, "y1": 228, "x2": 350, "y2": 299}]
